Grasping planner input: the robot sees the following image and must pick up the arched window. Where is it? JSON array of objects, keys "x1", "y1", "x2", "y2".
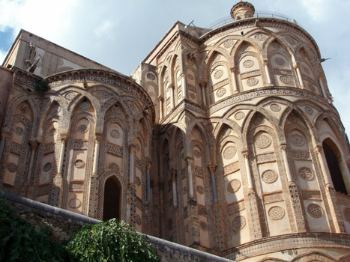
[
  {"x1": 103, "y1": 176, "x2": 121, "y2": 221},
  {"x1": 323, "y1": 139, "x2": 348, "y2": 194}
]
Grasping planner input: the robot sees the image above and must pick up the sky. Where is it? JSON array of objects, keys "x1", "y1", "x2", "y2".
[{"x1": 0, "y1": 0, "x2": 349, "y2": 135}]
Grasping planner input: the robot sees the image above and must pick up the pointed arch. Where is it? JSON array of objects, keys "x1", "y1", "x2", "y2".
[
  {"x1": 1, "y1": 100, "x2": 35, "y2": 190},
  {"x1": 295, "y1": 46, "x2": 321, "y2": 94},
  {"x1": 102, "y1": 175, "x2": 122, "y2": 220},
  {"x1": 234, "y1": 41, "x2": 265, "y2": 91},
  {"x1": 267, "y1": 39, "x2": 297, "y2": 87},
  {"x1": 323, "y1": 138, "x2": 348, "y2": 194},
  {"x1": 207, "y1": 50, "x2": 233, "y2": 104}
]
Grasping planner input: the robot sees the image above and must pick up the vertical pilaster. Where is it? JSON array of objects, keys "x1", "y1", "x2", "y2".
[
  {"x1": 25, "y1": 140, "x2": 39, "y2": 196},
  {"x1": 186, "y1": 157, "x2": 194, "y2": 199},
  {"x1": 49, "y1": 135, "x2": 66, "y2": 207},
  {"x1": 280, "y1": 144, "x2": 307, "y2": 232},
  {"x1": 264, "y1": 60, "x2": 272, "y2": 85},
  {"x1": 171, "y1": 168, "x2": 177, "y2": 207},
  {"x1": 88, "y1": 135, "x2": 102, "y2": 218},
  {"x1": 242, "y1": 150, "x2": 263, "y2": 240}
]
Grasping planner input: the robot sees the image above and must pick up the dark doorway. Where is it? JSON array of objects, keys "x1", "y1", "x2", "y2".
[
  {"x1": 323, "y1": 139, "x2": 347, "y2": 194},
  {"x1": 103, "y1": 176, "x2": 121, "y2": 221}
]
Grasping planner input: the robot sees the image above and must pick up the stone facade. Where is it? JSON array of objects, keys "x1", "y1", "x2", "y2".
[{"x1": 1, "y1": 1, "x2": 350, "y2": 261}]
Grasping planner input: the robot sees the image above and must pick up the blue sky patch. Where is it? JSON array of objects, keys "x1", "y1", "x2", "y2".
[{"x1": 0, "y1": 26, "x2": 15, "y2": 52}]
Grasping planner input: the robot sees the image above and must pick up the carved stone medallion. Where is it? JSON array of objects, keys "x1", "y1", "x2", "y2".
[
  {"x1": 290, "y1": 133, "x2": 306, "y2": 147},
  {"x1": 234, "y1": 111, "x2": 245, "y2": 120},
  {"x1": 307, "y1": 203, "x2": 323, "y2": 218},
  {"x1": 213, "y1": 70, "x2": 224, "y2": 80},
  {"x1": 298, "y1": 167, "x2": 314, "y2": 181},
  {"x1": 7, "y1": 163, "x2": 18, "y2": 173},
  {"x1": 74, "y1": 160, "x2": 85, "y2": 169},
  {"x1": 243, "y1": 60, "x2": 254, "y2": 69},
  {"x1": 43, "y1": 162, "x2": 52, "y2": 172},
  {"x1": 223, "y1": 146, "x2": 237, "y2": 160},
  {"x1": 274, "y1": 57, "x2": 286, "y2": 66},
  {"x1": 69, "y1": 198, "x2": 81, "y2": 209},
  {"x1": 255, "y1": 133, "x2": 272, "y2": 149},
  {"x1": 270, "y1": 103, "x2": 281, "y2": 112},
  {"x1": 268, "y1": 206, "x2": 285, "y2": 220},
  {"x1": 216, "y1": 88, "x2": 226, "y2": 98},
  {"x1": 78, "y1": 124, "x2": 88, "y2": 133},
  {"x1": 247, "y1": 77, "x2": 259, "y2": 87},
  {"x1": 305, "y1": 106, "x2": 314, "y2": 115},
  {"x1": 110, "y1": 129, "x2": 121, "y2": 139},
  {"x1": 146, "y1": 72, "x2": 156, "y2": 81},
  {"x1": 262, "y1": 170, "x2": 278, "y2": 184},
  {"x1": 227, "y1": 179, "x2": 241, "y2": 193},
  {"x1": 232, "y1": 216, "x2": 246, "y2": 233}
]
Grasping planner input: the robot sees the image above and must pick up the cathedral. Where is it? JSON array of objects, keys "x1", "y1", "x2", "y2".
[{"x1": 1, "y1": 1, "x2": 350, "y2": 261}]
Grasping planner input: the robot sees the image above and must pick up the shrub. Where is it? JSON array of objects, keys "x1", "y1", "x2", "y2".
[
  {"x1": 66, "y1": 219, "x2": 159, "y2": 262},
  {"x1": 0, "y1": 198, "x2": 67, "y2": 262}
]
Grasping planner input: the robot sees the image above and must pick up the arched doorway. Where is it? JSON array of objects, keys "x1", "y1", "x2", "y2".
[
  {"x1": 323, "y1": 139, "x2": 348, "y2": 194},
  {"x1": 103, "y1": 176, "x2": 121, "y2": 221}
]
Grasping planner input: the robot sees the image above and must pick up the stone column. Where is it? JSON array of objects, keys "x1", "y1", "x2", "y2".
[
  {"x1": 281, "y1": 145, "x2": 306, "y2": 232},
  {"x1": 294, "y1": 64, "x2": 305, "y2": 89},
  {"x1": 170, "y1": 84, "x2": 175, "y2": 109},
  {"x1": 129, "y1": 144, "x2": 136, "y2": 184},
  {"x1": 88, "y1": 135, "x2": 102, "y2": 217},
  {"x1": 186, "y1": 157, "x2": 194, "y2": 199},
  {"x1": 146, "y1": 161, "x2": 152, "y2": 203},
  {"x1": 264, "y1": 60, "x2": 272, "y2": 85},
  {"x1": 230, "y1": 66, "x2": 239, "y2": 92},
  {"x1": 25, "y1": 140, "x2": 39, "y2": 196},
  {"x1": 242, "y1": 150, "x2": 253, "y2": 189},
  {"x1": 171, "y1": 168, "x2": 178, "y2": 207},
  {"x1": 199, "y1": 82, "x2": 207, "y2": 107},
  {"x1": 242, "y1": 150, "x2": 263, "y2": 239},
  {"x1": 280, "y1": 144, "x2": 293, "y2": 182},
  {"x1": 314, "y1": 145, "x2": 345, "y2": 233},
  {"x1": 158, "y1": 96, "x2": 164, "y2": 120},
  {"x1": 126, "y1": 143, "x2": 137, "y2": 223},
  {"x1": 208, "y1": 165, "x2": 217, "y2": 202},
  {"x1": 92, "y1": 135, "x2": 101, "y2": 176}
]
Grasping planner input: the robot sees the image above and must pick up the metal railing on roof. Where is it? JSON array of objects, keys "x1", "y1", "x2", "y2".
[{"x1": 208, "y1": 12, "x2": 298, "y2": 30}]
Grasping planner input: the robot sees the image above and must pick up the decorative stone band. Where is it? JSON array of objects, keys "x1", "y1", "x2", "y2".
[
  {"x1": 223, "y1": 232, "x2": 350, "y2": 260},
  {"x1": 209, "y1": 87, "x2": 329, "y2": 114}
]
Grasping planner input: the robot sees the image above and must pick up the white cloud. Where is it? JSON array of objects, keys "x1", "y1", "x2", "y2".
[{"x1": 0, "y1": 0, "x2": 80, "y2": 41}]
